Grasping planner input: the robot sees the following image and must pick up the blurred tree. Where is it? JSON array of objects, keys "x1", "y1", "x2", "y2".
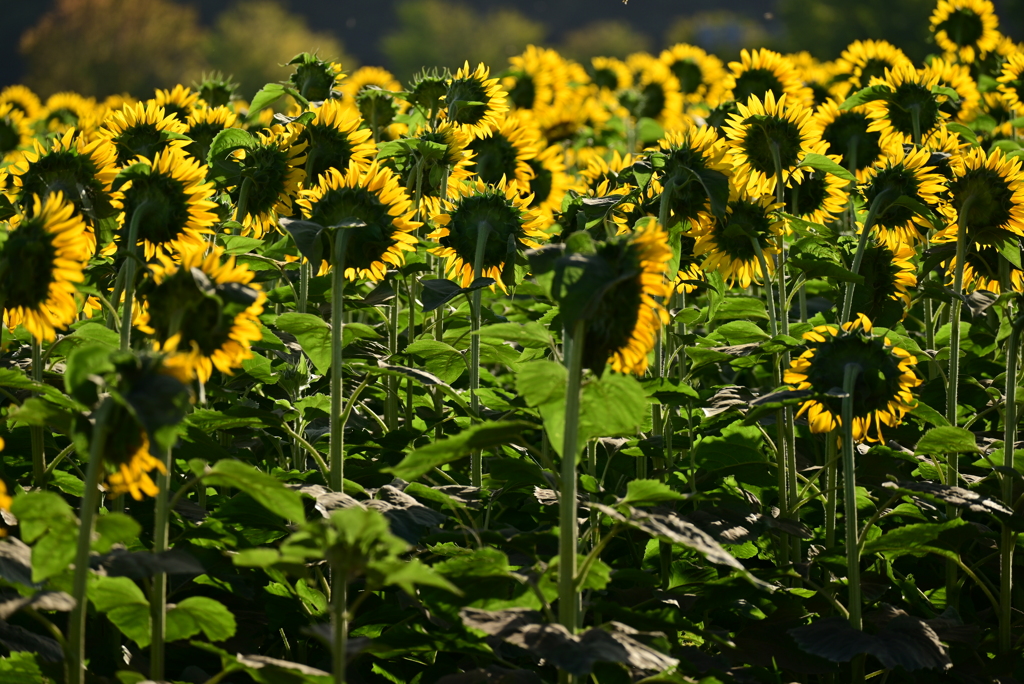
[
  {"x1": 206, "y1": 0, "x2": 356, "y2": 100},
  {"x1": 777, "y1": 0, "x2": 933, "y2": 61},
  {"x1": 381, "y1": 0, "x2": 545, "y2": 81},
  {"x1": 664, "y1": 11, "x2": 775, "y2": 61},
  {"x1": 19, "y1": 0, "x2": 207, "y2": 98},
  {"x1": 559, "y1": 20, "x2": 652, "y2": 62}
]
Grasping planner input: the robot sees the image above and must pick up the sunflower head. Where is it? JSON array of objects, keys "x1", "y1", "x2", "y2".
[
  {"x1": 784, "y1": 314, "x2": 921, "y2": 442},
  {"x1": 195, "y1": 71, "x2": 240, "y2": 108},
  {"x1": 866, "y1": 65, "x2": 949, "y2": 147},
  {"x1": 299, "y1": 100, "x2": 375, "y2": 185},
  {"x1": 661, "y1": 44, "x2": 725, "y2": 104},
  {"x1": 443, "y1": 62, "x2": 510, "y2": 139},
  {"x1": 0, "y1": 85, "x2": 43, "y2": 120},
  {"x1": 408, "y1": 67, "x2": 450, "y2": 115},
  {"x1": 233, "y1": 123, "x2": 307, "y2": 237},
  {"x1": 997, "y1": 53, "x2": 1024, "y2": 112},
  {"x1": 930, "y1": 0, "x2": 1001, "y2": 63},
  {"x1": 0, "y1": 104, "x2": 30, "y2": 159},
  {"x1": 861, "y1": 144, "x2": 948, "y2": 247},
  {"x1": 810, "y1": 99, "x2": 886, "y2": 180},
  {"x1": 723, "y1": 48, "x2": 812, "y2": 106},
  {"x1": 357, "y1": 88, "x2": 399, "y2": 137},
  {"x1": 297, "y1": 162, "x2": 421, "y2": 281},
  {"x1": 783, "y1": 147, "x2": 849, "y2": 224},
  {"x1": 838, "y1": 236, "x2": 918, "y2": 325},
  {"x1": 834, "y1": 40, "x2": 912, "y2": 94},
  {"x1": 590, "y1": 56, "x2": 633, "y2": 93},
  {"x1": 288, "y1": 52, "x2": 345, "y2": 102},
  {"x1": 98, "y1": 101, "x2": 190, "y2": 166},
  {"x1": 183, "y1": 105, "x2": 239, "y2": 164},
  {"x1": 397, "y1": 122, "x2": 474, "y2": 216},
  {"x1": 429, "y1": 178, "x2": 545, "y2": 290},
  {"x1": 153, "y1": 85, "x2": 200, "y2": 121},
  {"x1": 1, "y1": 192, "x2": 89, "y2": 342},
  {"x1": 466, "y1": 110, "x2": 541, "y2": 191},
  {"x1": 693, "y1": 191, "x2": 784, "y2": 288},
  {"x1": 656, "y1": 125, "x2": 732, "y2": 229}
]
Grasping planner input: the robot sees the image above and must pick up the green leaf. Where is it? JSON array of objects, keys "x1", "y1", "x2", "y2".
[
  {"x1": 64, "y1": 343, "x2": 115, "y2": 404},
  {"x1": 274, "y1": 313, "x2": 332, "y2": 374},
  {"x1": 89, "y1": 576, "x2": 152, "y2": 647},
  {"x1": 279, "y1": 217, "x2": 325, "y2": 265},
  {"x1": 839, "y1": 84, "x2": 892, "y2": 110},
  {"x1": 10, "y1": 491, "x2": 78, "y2": 582},
  {"x1": 910, "y1": 401, "x2": 950, "y2": 427},
  {"x1": 386, "y1": 421, "x2": 538, "y2": 481},
  {"x1": 94, "y1": 513, "x2": 142, "y2": 554},
  {"x1": 914, "y1": 427, "x2": 979, "y2": 455},
  {"x1": 931, "y1": 85, "x2": 960, "y2": 101},
  {"x1": 0, "y1": 652, "x2": 45, "y2": 683},
  {"x1": 404, "y1": 339, "x2": 467, "y2": 384},
  {"x1": 476, "y1": 322, "x2": 554, "y2": 349},
  {"x1": 944, "y1": 122, "x2": 978, "y2": 145},
  {"x1": 714, "y1": 297, "x2": 768, "y2": 321},
  {"x1": 798, "y1": 153, "x2": 857, "y2": 182},
  {"x1": 621, "y1": 480, "x2": 686, "y2": 506},
  {"x1": 861, "y1": 519, "x2": 968, "y2": 559},
  {"x1": 166, "y1": 596, "x2": 237, "y2": 643},
  {"x1": 695, "y1": 422, "x2": 767, "y2": 470},
  {"x1": 713, "y1": 320, "x2": 769, "y2": 345},
  {"x1": 375, "y1": 558, "x2": 462, "y2": 596},
  {"x1": 247, "y1": 83, "x2": 287, "y2": 117},
  {"x1": 205, "y1": 460, "x2": 306, "y2": 523}
]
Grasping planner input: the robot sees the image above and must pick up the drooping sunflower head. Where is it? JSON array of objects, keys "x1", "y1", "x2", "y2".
[
  {"x1": 0, "y1": 104, "x2": 30, "y2": 160},
  {"x1": 930, "y1": 0, "x2": 1001, "y2": 64},
  {"x1": 660, "y1": 43, "x2": 726, "y2": 105},
  {"x1": 429, "y1": 178, "x2": 546, "y2": 290},
  {"x1": 104, "y1": 429, "x2": 165, "y2": 500},
  {"x1": 297, "y1": 161, "x2": 422, "y2": 282},
  {"x1": 152, "y1": 84, "x2": 201, "y2": 121},
  {"x1": 137, "y1": 245, "x2": 266, "y2": 383},
  {"x1": 861, "y1": 144, "x2": 948, "y2": 248},
  {"x1": 443, "y1": 62, "x2": 510, "y2": 140},
  {"x1": 356, "y1": 87, "x2": 400, "y2": 139},
  {"x1": 288, "y1": 53, "x2": 346, "y2": 103},
  {"x1": 833, "y1": 40, "x2": 913, "y2": 95},
  {"x1": 577, "y1": 218, "x2": 673, "y2": 375},
  {"x1": 656, "y1": 125, "x2": 732, "y2": 230},
  {"x1": 183, "y1": 105, "x2": 239, "y2": 164},
  {"x1": 97, "y1": 101, "x2": 190, "y2": 166},
  {"x1": 693, "y1": 191, "x2": 784, "y2": 288},
  {"x1": 195, "y1": 71, "x2": 240, "y2": 109},
  {"x1": 865, "y1": 64, "x2": 950, "y2": 147},
  {"x1": 112, "y1": 149, "x2": 218, "y2": 259},
  {"x1": 722, "y1": 48, "x2": 812, "y2": 107},
  {"x1": 0, "y1": 85, "x2": 42, "y2": 120},
  {"x1": 839, "y1": 236, "x2": 918, "y2": 324},
  {"x1": 299, "y1": 99, "x2": 376, "y2": 185},
  {"x1": 466, "y1": 110, "x2": 542, "y2": 191},
  {"x1": 400, "y1": 122, "x2": 475, "y2": 216},
  {"x1": 784, "y1": 313, "x2": 921, "y2": 442},
  {"x1": 997, "y1": 52, "x2": 1024, "y2": 112},
  {"x1": 3, "y1": 129, "x2": 120, "y2": 240},
  {"x1": 723, "y1": 91, "x2": 817, "y2": 197},
  {"x1": 232, "y1": 123, "x2": 308, "y2": 238},
  {"x1": 1, "y1": 192, "x2": 89, "y2": 342}
]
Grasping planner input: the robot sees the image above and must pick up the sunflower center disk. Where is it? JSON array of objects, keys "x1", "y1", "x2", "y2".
[
  {"x1": 1, "y1": 222, "x2": 58, "y2": 309},
  {"x1": 805, "y1": 336, "x2": 905, "y2": 416},
  {"x1": 469, "y1": 135, "x2": 520, "y2": 185},
  {"x1": 308, "y1": 188, "x2": 398, "y2": 272},
  {"x1": 444, "y1": 195, "x2": 523, "y2": 271},
  {"x1": 939, "y1": 10, "x2": 985, "y2": 46},
  {"x1": 740, "y1": 115, "x2": 802, "y2": 175}
]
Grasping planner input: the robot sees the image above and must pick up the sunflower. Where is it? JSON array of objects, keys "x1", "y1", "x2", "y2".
[
  {"x1": 401, "y1": 122, "x2": 475, "y2": 217},
  {"x1": 0, "y1": 104, "x2": 30, "y2": 160},
  {"x1": 694, "y1": 191, "x2": 784, "y2": 288},
  {"x1": 674, "y1": 233, "x2": 706, "y2": 295},
  {"x1": 41, "y1": 92, "x2": 97, "y2": 134},
  {"x1": 783, "y1": 146, "x2": 850, "y2": 225},
  {"x1": 299, "y1": 99, "x2": 376, "y2": 185},
  {"x1": 339, "y1": 66, "x2": 400, "y2": 103},
  {"x1": 465, "y1": 111, "x2": 541, "y2": 191},
  {"x1": 1, "y1": 193, "x2": 89, "y2": 342},
  {"x1": 105, "y1": 429, "x2": 165, "y2": 500},
  {"x1": 525, "y1": 142, "x2": 578, "y2": 225},
  {"x1": 231, "y1": 123, "x2": 307, "y2": 238},
  {"x1": 723, "y1": 91, "x2": 818, "y2": 198},
  {"x1": 579, "y1": 149, "x2": 637, "y2": 193},
  {"x1": 137, "y1": 245, "x2": 265, "y2": 383},
  {"x1": 195, "y1": 71, "x2": 240, "y2": 108},
  {"x1": 788, "y1": 51, "x2": 836, "y2": 107},
  {"x1": 861, "y1": 144, "x2": 949, "y2": 248},
  {"x1": 839, "y1": 237, "x2": 918, "y2": 323},
  {"x1": 443, "y1": 62, "x2": 510, "y2": 140},
  {"x1": 503, "y1": 45, "x2": 567, "y2": 113},
  {"x1": 624, "y1": 57, "x2": 686, "y2": 130},
  {"x1": 865, "y1": 64, "x2": 950, "y2": 147},
  {"x1": 997, "y1": 52, "x2": 1024, "y2": 111},
  {"x1": 112, "y1": 149, "x2": 218, "y2": 259},
  {"x1": 297, "y1": 162, "x2": 421, "y2": 281},
  {"x1": 655, "y1": 125, "x2": 732, "y2": 231},
  {"x1": 932, "y1": 147, "x2": 1024, "y2": 291},
  {"x1": 408, "y1": 68, "x2": 450, "y2": 117},
  {"x1": 785, "y1": 314, "x2": 920, "y2": 442},
  {"x1": 924, "y1": 57, "x2": 981, "y2": 122},
  {"x1": 0, "y1": 85, "x2": 42, "y2": 120},
  {"x1": 429, "y1": 178, "x2": 545, "y2": 290},
  {"x1": 590, "y1": 56, "x2": 633, "y2": 93},
  {"x1": 661, "y1": 44, "x2": 726, "y2": 106},
  {"x1": 288, "y1": 54, "x2": 346, "y2": 102},
  {"x1": 153, "y1": 84, "x2": 200, "y2": 121},
  {"x1": 183, "y1": 105, "x2": 238, "y2": 164},
  {"x1": 832, "y1": 40, "x2": 912, "y2": 98},
  {"x1": 930, "y1": 0, "x2": 1001, "y2": 64},
  {"x1": 809, "y1": 100, "x2": 887, "y2": 181},
  {"x1": 722, "y1": 48, "x2": 812, "y2": 106},
  {"x1": 97, "y1": 101, "x2": 190, "y2": 166}
]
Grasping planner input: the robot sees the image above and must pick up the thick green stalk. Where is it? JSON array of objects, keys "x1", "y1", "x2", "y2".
[
  {"x1": 234, "y1": 176, "x2": 253, "y2": 230},
  {"x1": 841, "y1": 364, "x2": 864, "y2": 683},
  {"x1": 119, "y1": 203, "x2": 151, "y2": 351},
  {"x1": 386, "y1": 298, "x2": 400, "y2": 430},
  {"x1": 751, "y1": 239, "x2": 778, "y2": 338},
  {"x1": 841, "y1": 190, "x2": 895, "y2": 322},
  {"x1": 469, "y1": 221, "x2": 492, "y2": 488},
  {"x1": 329, "y1": 230, "x2": 352, "y2": 492},
  {"x1": 559, "y1": 320, "x2": 586, "y2": 640},
  {"x1": 30, "y1": 341, "x2": 46, "y2": 488},
  {"x1": 298, "y1": 259, "x2": 311, "y2": 314},
  {"x1": 332, "y1": 574, "x2": 348, "y2": 684},
  {"x1": 67, "y1": 401, "x2": 112, "y2": 684},
  {"x1": 150, "y1": 444, "x2": 173, "y2": 681},
  {"x1": 406, "y1": 277, "x2": 417, "y2": 426},
  {"x1": 824, "y1": 430, "x2": 838, "y2": 549},
  {"x1": 999, "y1": 304, "x2": 1020, "y2": 654}
]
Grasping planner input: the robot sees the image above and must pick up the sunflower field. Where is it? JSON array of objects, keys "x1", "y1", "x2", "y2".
[{"x1": 1, "y1": 0, "x2": 1024, "y2": 682}]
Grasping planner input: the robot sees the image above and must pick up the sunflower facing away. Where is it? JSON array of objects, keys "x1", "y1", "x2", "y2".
[
  {"x1": 105, "y1": 429, "x2": 166, "y2": 500},
  {"x1": 0, "y1": 104, "x2": 30, "y2": 160},
  {"x1": 153, "y1": 84, "x2": 201, "y2": 121},
  {"x1": 656, "y1": 125, "x2": 733, "y2": 231},
  {"x1": 693, "y1": 191, "x2": 784, "y2": 288},
  {"x1": 231, "y1": 123, "x2": 307, "y2": 238},
  {"x1": 840, "y1": 237, "x2": 918, "y2": 324},
  {"x1": 466, "y1": 110, "x2": 541, "y2": 191},
  {"x1": 722, "y1": 48, "x2": 812, "y2": 106},
  {"x1": 182, "y1": 105, "x2": 239, "y2": 164},
  {"x1": 661, "y1": 44, "x2": 726, "y2": 106},
  {"x1": 783, "y1": 146, "x2": 850, "y2": 225},
  {"x1": 137, "y1": 245, "x2": 266, "y2": 383},
  {"x1": 785, "y1": 313, "x2": 921, "y2": 442},
  {"x1": 578, "y1": 218, "x2": 673, "y2": 375},
  {"x1": 997, "y1": 52, "x2": 1024, "y2": 112},
  {"x1": 861, "y1": 144, "x2": 949, "y2": 249},
  {"x1": 930, "y1": 0, "x2": 1001, "y2": 64},
  {"x1": 97, "y1": 101, "x2": 190, "y2": 166},
  {"x1": 297, "y1": 162, "x2": 422, "y2": 281},
  {"x1": 299, "y1": 99, "x2": 376, "y2": 185},
  {"x1": 429, "y1": 178, "x2": 546, "y2": 290},
  {"x1": 866, "y1": 65, "x2": 950, "y2": 147},
  {"x1": 443, "y1": 62, "x2": 510, "y2": 140},
  {"x1": 400, "y1": 122, "x2": 476, "y2": 217},
  {"x1": 832, "y1": 40, "x2": 912, "y2": 97},
  {"x1": 1, "y1": 192, "x2": 89, "y2": 342}
]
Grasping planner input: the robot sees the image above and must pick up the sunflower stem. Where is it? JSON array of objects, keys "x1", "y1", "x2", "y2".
[
  {"x1": 150, "y1": 443, "x2": 173, "y2": 681},
  {"x1": 750, "y1": 238, "x2": 778, "y2": 338},
  {"x1": 910, "y1": 105, "x2": 922, "y2": 147},
  {"x1": 30, "y1": 341, "x2": 46, "y2": 488},
  {"x1": 67, "y1": 399, "x2": 112, "y2": 684},
  {"x1": 841, "y1": 189, "x2": 896, "y2": 323},
  {"x1": 559, "y1": 320, "x2": 586, "y2": 647},
  {"x1": 332, "y1": 573, "x2": 348, "y2": 684},
  {"x1": 329, "y1": 229, "x2": 352, "y2": 492},
  {"x1": 298, "y1": 258, "x2": 311, "y2": 314},
  {"x1": 469, "y1": 221, "x2": 492, "y2": 489},
  {"x1": 234, "y1": 176, "x2": 253, "y2": 232},
  {"x1": 841, "y1": 363, "x2": 865, "y2": 682},
  {"x1": 119, "y1": 202, "x2": 151, "y2": 352},
  {"x1": 824, "y1": 430, "x2": 838, "y2": 549},
  {"x1": 386, "y1": 294, "x2": 400, "y2": 431},
  {"x1": 406, "y1": 276, "x2": 417, "y2": 426},
  {"x1": 999, "y1": 304, "x2": 1020, "y2": 654}
]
